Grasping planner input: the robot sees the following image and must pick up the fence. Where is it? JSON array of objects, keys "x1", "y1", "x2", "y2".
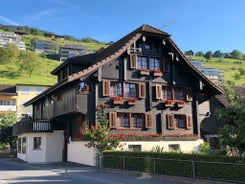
[{"x1": 102, "y1": 155, "x2": 245, "y2": 183}]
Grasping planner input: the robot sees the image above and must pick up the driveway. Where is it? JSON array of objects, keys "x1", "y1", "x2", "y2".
[{"x1": 0, "y1": 158, "x2": 228, "y2": 184}]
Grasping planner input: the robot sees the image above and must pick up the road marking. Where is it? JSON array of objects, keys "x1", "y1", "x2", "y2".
[{"x1": 0, "y1": 179, "x2": 8, "y2": 183}]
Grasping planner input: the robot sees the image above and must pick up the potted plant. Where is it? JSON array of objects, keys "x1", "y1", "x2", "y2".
[
  {"x1": 113, "y1": 96, "x2": 124, "y2": 105},
  {"x1": 164, "y1": 99, "x2": 174, "y2": 107},
  {"x1": 127, "y1": 97, "x2": 137, "y2": 105},
  {"x1": 176, "y1": 100, "x2": 186, "y2": 108},
  {"x1": 153, "y1": 68, "x2": 163, "y2": 76},
  {"x1": 82, "y1": 85, "x2": 90, "y2": 93},
  {"x1": 139, "y1": 68, "x2": 150, "y2": 75}
]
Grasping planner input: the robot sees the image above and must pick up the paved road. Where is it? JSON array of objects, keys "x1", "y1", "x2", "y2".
[{"x1": 0, "y1": 158, "x2": 228, "y2": 184}]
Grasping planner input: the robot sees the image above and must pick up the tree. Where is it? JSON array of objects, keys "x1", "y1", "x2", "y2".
[
  {"x1": 18, "y1": 51, "x2": 40, "y2": 77},
  {"x1": 213, "y1": 50, "x2": 222, "y2": 58},
  {"x1": 0, "y1": 43, "x2": 19, "y2": 63},
  {"x1": 80, "y1": 104, "x2": 122, "y2": 168},
  {"x1": 230, "y1": 50, "x2": 243, "y2": 60},
  {"x1": 195, "y1": 51, "x2": 204, "y2": 57},
  {"x1": 204, "y1": 51, "x2": 212, "y2": 60},
  {"x1": 0, "y1": 111, "x2": 17, "y2": 153},
  {"x1": 215, "y1": 85, "x2": 245, "y2": 154}
]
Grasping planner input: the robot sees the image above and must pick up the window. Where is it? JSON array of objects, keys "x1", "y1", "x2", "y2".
[
  {"x1": 174, "y1": 88, "x2": 184, "y2": 100},
  {"x1": 17, "y1": 138, "x2": 21, "y2": 153},
  {"x1": 21, "y1": 87, "x2": 29, "y2": 95},
  {"x1": 102, "y1": 80, "x2": 146, "y2": 99},
  {"x1": 36, "y1": 88, "x2": 44, "y2": 94},
  {"x1": 128, "y1": 145, "x2": 141, "y2": 152},
  {"x1": 33, "y1": 137, "x2": 42, "y2": 150},
  {"x1": 131, "y1": 114, "x2": 143, "y2": 128},
  {"x1": 22, "y1": 137, "x2": 26, "y2": 154},
  {"x1": 167, "y1": 114, "x2": 192, "y2": 130},
  {"x1": 163, "y1": 87, "x2": 172, "y2": 100},
  {"x1": 110, "y1": 112, "x2": 151, "y2": 129},
  {"x1": 137, "y1": 56, "x2": 148, "y2": 69},
  {"x1": 169, "y1": 144, "x2": 180, "y2": 152},
  {"x1": 176, "y1": 115, "x2": 186, "y2": 128},
  {"x1": 149, "y1": 58, "x2": 160, "y2": 70},
  {"x1": 0, "y1": 100, "x2": 15, "y2": 105},
  {"x1": 157, "y1": 85, "x2": 190, "y2": 101},
  {"x1": 110, "y1": 82, "x2": 123, "y2": 97},
  {"x1": 117, "y1": 113, "x2": 129, "y2": 128},
  {"x1": 125, "y1": 83, "x2": 136, "y2": 98}
]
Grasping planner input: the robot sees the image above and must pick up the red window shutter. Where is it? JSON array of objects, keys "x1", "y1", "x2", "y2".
[
  {"x1": 130, "y1": 54, "x2": 137, "y2": 69},
  {"x1": 155, "y1": 84, "x2": 162, "y2": 99},
  {"x1": 186, "y1": 88, "x2": 193, "y2": 101},
  {"x1": 102, "y1": 80, "x2": 110, "y2": 96},
  {"x1": 167, "y1": 114, "x2": 175, "y2": 129},
  {"x1": 138, "y1": 83, "x2": 146, "y2": 98},
  {"x1": 186, "y1": 115, "x2": 192, "y2": 129},
  {"x1": 109, "y1": 112, "x2": 117, "y2": 128},
  {"x1": 145, "y1": 113, "x2": 152, "y2": 129}
]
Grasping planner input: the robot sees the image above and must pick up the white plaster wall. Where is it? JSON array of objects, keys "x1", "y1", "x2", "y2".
[
  {"x1": 119, "y1": 139, "x2": 204, "y2": 152},
  {"x1": 46, "y1": 130, "x2": 64, "y2": 162},
  {"x1": 27, "y1": 133, "x2": 47, "y2": 163},
  {"x1": 67, "y1": 139, "x2": 203, "y2": 166},
  {"x1": 67, "y1": 141, "x2": 97, "y2": 166},
  {"x1": 17, "y1": 133, "x2": 46, "y2": 163}
]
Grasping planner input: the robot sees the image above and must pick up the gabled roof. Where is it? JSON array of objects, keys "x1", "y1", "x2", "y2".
[
  {"x1": 215, "y1": 86, "x2": 245, "y2": 107},
  {"x1": 0, "y1": 85, "x2": 16, "y2": 95},
  {"x1": 25, "y1": 24, "x2": 224, "y2": 106}
]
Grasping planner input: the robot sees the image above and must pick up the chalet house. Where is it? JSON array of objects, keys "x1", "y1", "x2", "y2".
[{"x1": 13, "y1": 25, "x2": 223, "y2": 165}]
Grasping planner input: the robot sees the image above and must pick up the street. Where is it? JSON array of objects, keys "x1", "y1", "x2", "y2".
[
  {"x1": 0, "y1": 158, "x2": 191, "y2": 184},
  {"x1": 0, "y1": 158, "x2": 230, "y2": 184}
]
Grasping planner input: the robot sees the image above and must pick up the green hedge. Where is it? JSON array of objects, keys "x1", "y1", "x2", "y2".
[{"x1": 102, "y1": 151, "x2": 245, "y2": 182}]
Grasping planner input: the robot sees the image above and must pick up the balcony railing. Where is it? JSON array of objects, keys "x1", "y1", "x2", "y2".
[{"x1": 12, "y1": 119, "x2": 52, "y2": 136}]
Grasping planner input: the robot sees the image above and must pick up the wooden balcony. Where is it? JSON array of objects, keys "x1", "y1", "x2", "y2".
[{"x1": 12, "y1": 119, "x2": 52, "y2": 136}]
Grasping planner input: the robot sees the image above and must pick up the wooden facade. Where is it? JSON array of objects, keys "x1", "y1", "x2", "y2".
[{"x1": 20, "y1": 25, "x2": 223, "y2": 142}]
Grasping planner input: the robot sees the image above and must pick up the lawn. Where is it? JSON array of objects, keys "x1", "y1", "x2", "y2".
[
  {"x1": 0, "y1": 58, "x2": 59, "y2": 85},
  {"x1": 188, "y1": 56, "x2": 245, "y2": 86}
]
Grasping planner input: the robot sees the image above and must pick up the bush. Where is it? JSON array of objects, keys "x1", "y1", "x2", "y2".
[{"x1": 103, "y1": 151, "x2": 245, "y2": 182}]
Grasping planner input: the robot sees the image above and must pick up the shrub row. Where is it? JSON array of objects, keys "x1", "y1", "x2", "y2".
[{"x1": 102, "y1": 151, "x2": 245, "y2": 182}]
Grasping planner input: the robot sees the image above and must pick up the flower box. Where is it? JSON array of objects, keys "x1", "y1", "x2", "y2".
[
  {"x1": 164, "y1": 100, "x2": 174, "y2": 107},
  {"x1": 176, "y1": 100, "x2": 186, "y2": 108},
  {"x1": 153, "y1": 71, "x2": 163, "y2": 77},
  {"x1": 127, "y1": 97, "x2": 137, "y2": 105},
  {"x1": 113, "y1": 96, "x2": 124, "y2": 105},
  {"x1": 139, "y1": 69, "x2": 150, "y2": 75},
  {"x1": 153, "y1": 68, "x2": 163, "y2": 77}
]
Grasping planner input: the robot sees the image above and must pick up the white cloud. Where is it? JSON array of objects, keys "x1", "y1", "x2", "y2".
[{"x1": 0, "y1": 16, "x2": 20, "y2": 25}]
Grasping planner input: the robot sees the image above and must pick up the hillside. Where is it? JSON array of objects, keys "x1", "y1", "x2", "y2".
[
  {"x1": 0, "y1": 58, "x2": 59, "y2": 85},
  {"x1": 188, "y1": 56, "x2": 245, "y2": 86},
  {"x1": 0, "y1": 27, "x2": 107, "y2": 85}
]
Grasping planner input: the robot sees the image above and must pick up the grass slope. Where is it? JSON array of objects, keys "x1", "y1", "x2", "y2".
[
  {"x1": 0, "y1": 29, "x2": 107, "y2": 85},
  {"x1": 0, "y1": 58, "x2": 59, "y2": 85},
  {"x1": 188, "y1": 56, "x2": 245, "y2": 86}
]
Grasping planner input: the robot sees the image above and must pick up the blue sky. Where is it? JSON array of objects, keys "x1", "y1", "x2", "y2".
[{"x1": 1, "y1": 0, "x2": 245, "y2": 54}]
